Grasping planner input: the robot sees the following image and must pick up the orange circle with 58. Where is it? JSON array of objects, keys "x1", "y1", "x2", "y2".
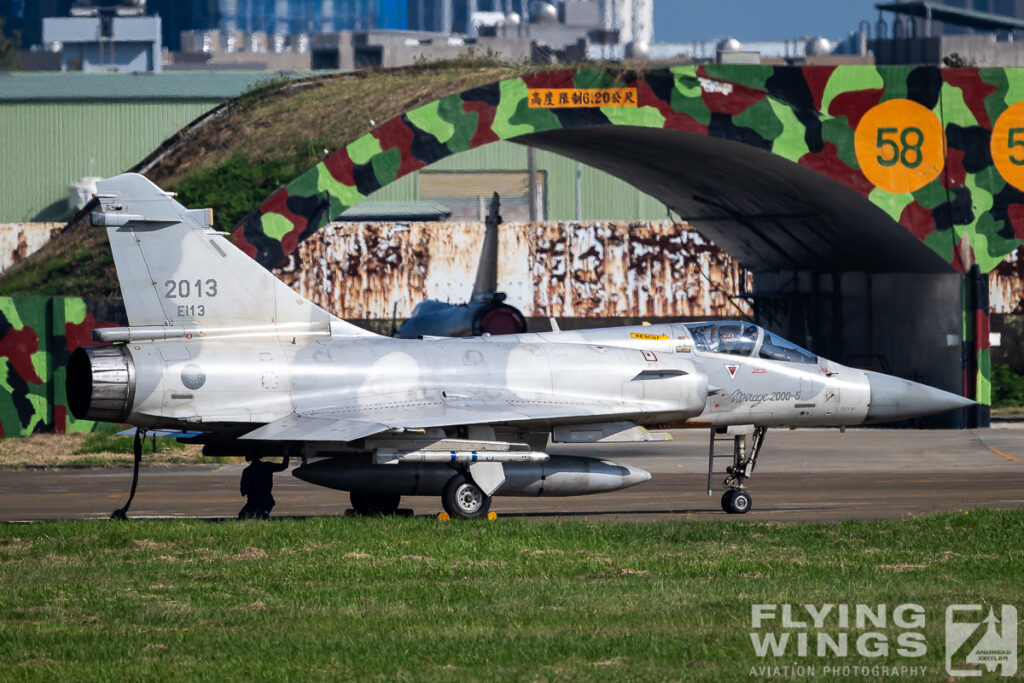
[
  {"x1": 990, "y1": 101, "x2": 1024, "y2": 192},
  {"x1": 854, "y1": 99, "x2": 945, "y2": 194}
]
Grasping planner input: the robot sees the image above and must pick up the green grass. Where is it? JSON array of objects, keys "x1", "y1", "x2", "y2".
[
  {"x1": 0, "y1": 432, "x2": 214, "y2": 470},
  {"x1": 0, "y1": 509, "x2": 1020, "y2": 680},
  {"x1": 993, "y1": 362, "x2": 1024, "y2": 408},
  {"x1": 173, "y1": 153, "x2": 311, "y2": 233}
]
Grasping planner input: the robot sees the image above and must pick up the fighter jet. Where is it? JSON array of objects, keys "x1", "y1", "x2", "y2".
[
  {"x1": 394, "y1": 192, "x2": 527, "y2": 339},
  {"x1": 68, "y1": 174, "x2": 973, "y2": 518}
]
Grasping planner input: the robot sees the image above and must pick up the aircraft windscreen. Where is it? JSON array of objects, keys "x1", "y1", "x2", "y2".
[
  {"x1": 758, "y1": 331, "x2": 817, "y2": 364},
  {"x1": 684, "y1": 322, "x2": 760, "y2": 357}
]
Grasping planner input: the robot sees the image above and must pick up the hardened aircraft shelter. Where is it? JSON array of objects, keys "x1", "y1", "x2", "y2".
[{"x1": 232, "y1": 64, "x2": 1024, "y2": 427}]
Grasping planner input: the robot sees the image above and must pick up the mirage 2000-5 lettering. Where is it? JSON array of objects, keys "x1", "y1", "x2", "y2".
[{"x1": 67, "y1": 174, "x2": 973, "y2": 517}]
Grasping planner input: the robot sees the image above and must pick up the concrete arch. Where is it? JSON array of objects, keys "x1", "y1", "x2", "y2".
[{"x1": 233, "y1": 65, "x2": 1024, "y2": 280}]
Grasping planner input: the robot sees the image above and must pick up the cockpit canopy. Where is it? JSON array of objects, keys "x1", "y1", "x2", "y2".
[{"x1": 683, "y1": 321, "x2": 817, "y2": 364}]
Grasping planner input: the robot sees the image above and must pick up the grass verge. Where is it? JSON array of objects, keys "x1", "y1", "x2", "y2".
[
  {"x1": 0, "y1": 508, "x2": 1019, "y2": 680},
  {"x1": 0, "y1": 432, "x2": 210, "y2": 469}
]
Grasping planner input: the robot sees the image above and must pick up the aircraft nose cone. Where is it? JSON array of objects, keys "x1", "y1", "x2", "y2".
[{"x1": 864, "y1": 371, "x2": 975, "y2": 424}]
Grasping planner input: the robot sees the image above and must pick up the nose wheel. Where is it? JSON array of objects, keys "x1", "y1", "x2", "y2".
[{"x1": 721, "y1": 489, "x2": 752, "y2": 514}]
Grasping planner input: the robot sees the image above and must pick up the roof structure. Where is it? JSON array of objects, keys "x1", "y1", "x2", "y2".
[
  {"x1": 338, "y1": 201, "x2": 452, "y2": 222},
  {"x1": 875, "y1": 1, "x2": 1024, "y2": 32},
  {"x1": 0, "y1": 71, "x2": 281, "y2": 102}
]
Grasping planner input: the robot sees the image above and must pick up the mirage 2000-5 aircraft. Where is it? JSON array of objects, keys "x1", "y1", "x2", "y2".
[{"x1": 68, "y1": 174, "x2": 973, "y2": 518}]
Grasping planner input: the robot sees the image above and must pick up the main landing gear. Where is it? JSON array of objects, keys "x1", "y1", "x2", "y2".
[
  {"x1": 347, "y1": 473, "x2": 494, "y2": 519},
  {"x1": 441, "y1": 473, "x2": 492, "y2": 519},
  {"x1": 708, "y1": 426, "x2": 766, "y2": 515}
]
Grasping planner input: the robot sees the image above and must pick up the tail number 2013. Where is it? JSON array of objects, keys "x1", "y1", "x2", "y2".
[
  {"x1": 165, "y1": 279, "x2": 218, "y2": 317},
  {"x1": 164, "y1": 279, "x2": 218, "y2": 299}
]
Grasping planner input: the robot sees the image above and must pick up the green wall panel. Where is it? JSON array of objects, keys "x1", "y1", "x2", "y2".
[
  {"x1": 1, "y1": 101, "x2": 217, "y2": 221},
  {"x1": 362, "y1": 141, "x2": 675, "y2": 221}
]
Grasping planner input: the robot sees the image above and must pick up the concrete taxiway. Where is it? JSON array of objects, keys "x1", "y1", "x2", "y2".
[{"x1": 0, "y1": 427, "x2": 1020, "y2": 523}]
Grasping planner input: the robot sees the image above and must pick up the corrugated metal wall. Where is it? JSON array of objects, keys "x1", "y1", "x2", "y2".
[
  {"x1": 362, "y1": 141, "x2": 677, "y2": 221},
  {"x1": 3, "y1": 105, "x2": 679, "y2": 224},
  {"x1": 274, "y1": 219, "x2": 753, "y2": 320},
  {"x1": 0, "y1": 101, "x2": 217, "y2": 221}
]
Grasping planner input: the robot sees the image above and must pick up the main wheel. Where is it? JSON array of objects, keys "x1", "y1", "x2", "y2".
[
  {"x1": 724, "y1": 489, "x2": 752, "y2": 514},
  {"x1": 441, "y1": 474, "x2": 492, "y2": 519},
  {"x1": 720, "y1": 490, "x2": 736, "y2": 512},
  {"x1": 350, "y1": 491, "x2": 401, "y2": 516}
]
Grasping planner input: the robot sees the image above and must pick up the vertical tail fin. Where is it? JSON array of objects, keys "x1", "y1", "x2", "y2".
[
  {"x1": 92, "y1": 173, "x2": 371, "y2": 337},
  {"x1": 471, "y1": 192, "x2": 501, "y2": 300}
]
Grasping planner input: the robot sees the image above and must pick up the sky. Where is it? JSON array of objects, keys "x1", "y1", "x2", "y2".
[{"x1": 653, "y1": 1, "x2": 886, "y2": 43}]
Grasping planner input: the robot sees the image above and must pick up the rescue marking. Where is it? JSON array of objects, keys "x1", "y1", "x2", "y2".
[
  {"x1": 528, "y1": 87, "x2": 638, "y2": 109},
  {"x1": 632, "y1": 332, "x2": 669, "y2": 341},
  {"x1": 642, "y1": 350, "x2": 657, "y2": 362},
  {"x1": 726, "y1": 364, "x2": 739, "y2": 379}
]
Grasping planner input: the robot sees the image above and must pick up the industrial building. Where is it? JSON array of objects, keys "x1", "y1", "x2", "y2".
[
  {"x1": 4, "y1": 0, "x2": 653, "y2": 70},
  {"x1": 870, "y1": 0, "x2": 1024, "y2": 65},
  {"x1": 41, "y1": 6, "x2": 162, "y2": 72}
]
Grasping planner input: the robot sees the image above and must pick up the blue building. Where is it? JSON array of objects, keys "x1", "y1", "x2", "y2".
[
  {"x1": 213, "y1": 0, "x2": 409, "y2": 35},
  {"x1": 2, "y1": 0, "x2": 410, "y2": 53}
]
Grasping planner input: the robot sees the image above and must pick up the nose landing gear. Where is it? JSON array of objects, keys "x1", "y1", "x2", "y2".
[
  {"x1": 708, "y1": 426, "x2": 766, "y2": 514},
  {"x1": 721, "y1": 488, "x2": 752, "y2": 514}
]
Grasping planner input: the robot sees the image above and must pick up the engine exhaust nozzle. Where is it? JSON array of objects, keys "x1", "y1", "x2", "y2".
[{"x1": 66, "y1": 345, "x2": 136, "y2": 422}]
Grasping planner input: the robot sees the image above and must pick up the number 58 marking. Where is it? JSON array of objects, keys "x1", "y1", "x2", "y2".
[
  {"x1": 854, "y1": 99, "x2": 943, "y2": 194},
  {"x1": 990, "y1": 103, "x2": 1024, "y2": 191},
  {"x1": 875, "y1": 126, "x2": 924, "y2": 169},
  {"x1": 1008, "y1": 127, "x2": 1024, "y2": 166}
]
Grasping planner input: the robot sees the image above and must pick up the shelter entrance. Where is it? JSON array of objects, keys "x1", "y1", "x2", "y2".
[{"x1": 514, "y1": 126, "x2": 969, "y2": 426}]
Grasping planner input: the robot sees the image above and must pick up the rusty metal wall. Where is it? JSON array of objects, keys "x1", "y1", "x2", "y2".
[
  {"x1": 991, "y1": 250, "x2": 1024, "y2": 314},
  {"x1": 273, "y1": 220, "x2": 754, "y2": 320},
  {"x1": 0, "y1": 223, "x2": 63, "y2": 274}
]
